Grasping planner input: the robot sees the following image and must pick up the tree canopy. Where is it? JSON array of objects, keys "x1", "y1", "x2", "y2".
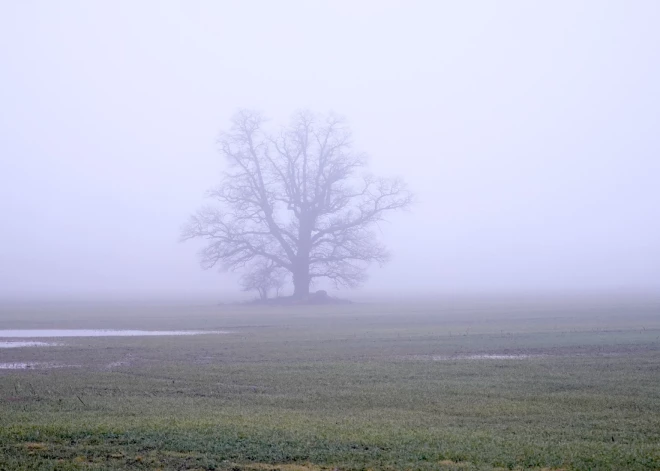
[{"x1": 182, "y1": 110, "x2": 413, "y2": 299}]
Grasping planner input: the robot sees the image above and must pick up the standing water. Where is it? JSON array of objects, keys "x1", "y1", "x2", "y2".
[
  {"x1": 0, "y1": 341, "x2": 62, "y2": 348},
  {"x1": 0, "y1": 330, "x2": 229, "y2": 338}
]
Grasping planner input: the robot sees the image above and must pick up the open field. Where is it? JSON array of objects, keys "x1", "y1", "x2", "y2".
[{"x1": 1, "y1": 297, "x2": 659, "y2": 470}]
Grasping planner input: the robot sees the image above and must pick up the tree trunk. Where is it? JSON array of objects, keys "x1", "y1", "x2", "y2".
[
  {"x1": 292, "y1": 213, "x2": 313, "y2": 299},
  {"x1": 292, "y1": 262, "x2": 310, "y2": 299}
]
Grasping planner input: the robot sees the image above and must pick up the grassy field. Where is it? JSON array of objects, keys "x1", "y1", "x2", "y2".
[{"x1": 1, "y1": 296, "x2": 659, "y2": 470}]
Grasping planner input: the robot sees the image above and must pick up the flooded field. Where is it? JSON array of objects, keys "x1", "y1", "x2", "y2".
[{"x1": 0, "y1": 299, "x2": 659, "y2": 470}]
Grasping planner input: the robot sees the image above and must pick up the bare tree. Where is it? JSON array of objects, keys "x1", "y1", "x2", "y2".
[
  {"x1": 181, "y1": 110, "x2": 413, "y2": 299},
  {"x1": 239, "y1": 261, "x2": 285, "y2": 300}
]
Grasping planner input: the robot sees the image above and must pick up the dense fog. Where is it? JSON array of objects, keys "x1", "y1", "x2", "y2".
[{"x1": 1, "y1": 1, "x2": 658, "y2": 300}]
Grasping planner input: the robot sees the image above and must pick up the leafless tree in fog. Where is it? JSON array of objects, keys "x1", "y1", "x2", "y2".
[
  {"x1": 181, "y1": 110, "x2": 413, "y2": 299},
  {"x1": 239, "y1": 260, "x2": 286, "y2": 300}
]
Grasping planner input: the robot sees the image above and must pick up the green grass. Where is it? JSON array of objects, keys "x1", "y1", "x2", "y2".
[{"x1": 1, "y1": 297, "x2": 659, "y2": 470}]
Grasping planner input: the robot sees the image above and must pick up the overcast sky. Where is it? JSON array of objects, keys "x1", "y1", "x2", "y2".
[{"x1": 1, "y1": 1, "x2": 658, "y2": 300}]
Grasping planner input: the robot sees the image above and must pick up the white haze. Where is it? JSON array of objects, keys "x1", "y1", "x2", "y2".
[{"x1": 1, "y1": 1, "x2": 658, "y2": 300}]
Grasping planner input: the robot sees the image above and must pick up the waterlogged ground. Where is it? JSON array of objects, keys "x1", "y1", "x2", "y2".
[{"x1": 0, "y1": 297, "x2": 659, "y2": 470}]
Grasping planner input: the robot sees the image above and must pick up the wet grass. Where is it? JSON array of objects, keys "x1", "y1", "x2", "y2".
[{"x1": 1, "y1": 297, "x2": 659, "y2": 470}]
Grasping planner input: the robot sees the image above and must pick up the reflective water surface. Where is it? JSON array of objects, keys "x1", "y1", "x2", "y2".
[
  {"x1": 0, "y1": 362, "x2": 41, "y2": 369},
  {"x1": 0, "y1": 341, "x2": 61, "y2": 348},
  {"x1": 433, "y1": 354, "x2": 536, "y2": 360},
  {"x1": 0, "y1": 330, "x2": 229, "y2": 338}
]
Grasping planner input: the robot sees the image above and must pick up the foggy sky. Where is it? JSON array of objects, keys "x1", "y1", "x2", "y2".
[{"x1": 1, "y1": 1, "x2": 659, "y2": 299}]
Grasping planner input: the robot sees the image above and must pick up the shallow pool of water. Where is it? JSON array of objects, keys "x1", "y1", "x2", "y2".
[
  {"x1": 405, "y1": 353, "x2": 541, "y2": 361},
  {"x1": 433, "y1": 354, "x2": 537, "y2": 361},
  {"x1": 0, "y1": 362, "x2": 78, "y2": 370},
  {"x1": 0, "y1": 362, "x2": 41, "y2": 369},
  {"x1": 0, "y1": 330, "x2": 229, "y2": 338},
  {"x1": 0, "y1": 341, "x2": 61, "y2": 349}
]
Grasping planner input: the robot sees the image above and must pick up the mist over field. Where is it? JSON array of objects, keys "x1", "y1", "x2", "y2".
[{"x1": 1, "y1": 1, "x2": 659, "y2": 301}]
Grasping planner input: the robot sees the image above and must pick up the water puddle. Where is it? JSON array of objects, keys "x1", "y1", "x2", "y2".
[
  {"x1": 434, "y1": 354, "x2": 537, "y2": 361},
  {"x1": 0, "y1": 341, "x2": 61, "y2": 349},
  {"x1": 406, "y1": 353, "x2": 542, "y2": 361},
  {"x1": 0, "y1": 362, "x2": 79, "y2": 370},
  {"x1": 0, "y1": 330, "x2": 229, "y2": 338},
  {"x1": 0, "y1": 362, "x2": 42, "y2": 369}
]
